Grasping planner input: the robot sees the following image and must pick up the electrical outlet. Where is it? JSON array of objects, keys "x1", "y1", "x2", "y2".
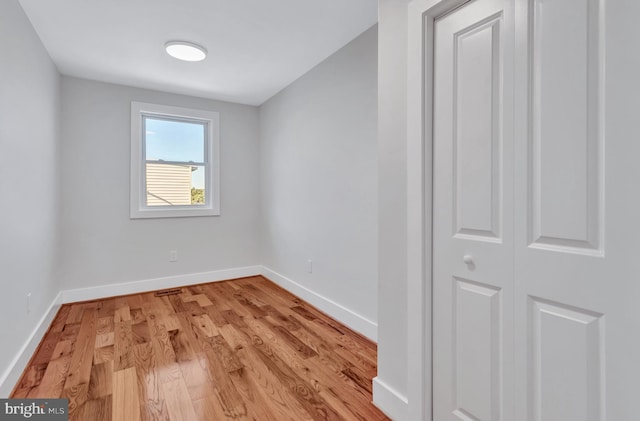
[
  {"x1": 169, "y1": 250, "x2": 178, "y2": 262},
  {"x1": 307, "y1": 259, "x2": 313, "y2": 274},
  {"x1": 27, "y1": 292, "x2": 31, "y2": 314}
]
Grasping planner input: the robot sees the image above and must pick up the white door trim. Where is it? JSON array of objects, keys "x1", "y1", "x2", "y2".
[{"x1": 406, "y1": 0, "x2": 471, "y2": 419}]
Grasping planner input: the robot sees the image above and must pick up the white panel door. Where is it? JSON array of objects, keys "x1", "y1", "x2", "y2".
[
  {"x1": 432, "y1": 0, "x2": 514, "y2": 419},
  {"x1": 513, "y1": 0, "x2": 640, "y2": 420},
  {"x1": 432, "y1": 0, "x2": 640, "y2": 419}
]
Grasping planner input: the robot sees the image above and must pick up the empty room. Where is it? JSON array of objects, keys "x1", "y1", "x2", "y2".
[{"x1": 2, "y1": 0, "x2": 639, "y2": 420}]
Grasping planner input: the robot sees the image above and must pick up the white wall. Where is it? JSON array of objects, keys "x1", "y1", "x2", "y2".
[
  {"x1": 59, "y1": 77, "x2": 260, "y2": 290},
  {"x1": 374, "y1": 0, "x2": 410, "y2": 418},
  {"x1": 259, "y1": 27, "x2": 378, "y2": 337},
  {"x1": 0, "y1": 0, "x2": 62, "y2": 392}
]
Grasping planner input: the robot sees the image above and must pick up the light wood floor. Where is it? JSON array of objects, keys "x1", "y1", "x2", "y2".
[{"x1": 11, "y1": 276, "x2": 388, "y2": 421}]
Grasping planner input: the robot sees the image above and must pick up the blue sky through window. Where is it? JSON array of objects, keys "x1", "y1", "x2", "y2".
[{"x1": 145, "y1": 117, "x2": 205, "y2": 189}]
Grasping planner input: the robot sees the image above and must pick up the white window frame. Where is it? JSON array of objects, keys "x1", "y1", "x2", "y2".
[{"x1": 130, "y1": 101, "x2": 220, "y2": 219}]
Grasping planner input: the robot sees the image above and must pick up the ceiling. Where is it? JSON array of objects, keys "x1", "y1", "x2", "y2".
[{"x1": 18, "y1": 0, "x2": 378, "y2": 106}]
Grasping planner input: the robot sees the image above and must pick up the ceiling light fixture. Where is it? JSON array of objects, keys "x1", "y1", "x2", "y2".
[{"x1": 165, "y1": 41, "x2": 207, "y2": 62}]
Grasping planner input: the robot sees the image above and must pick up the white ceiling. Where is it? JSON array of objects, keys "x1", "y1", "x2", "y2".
[{"x1": 18, "y1": 0, "x2": 377, "y2": 106}]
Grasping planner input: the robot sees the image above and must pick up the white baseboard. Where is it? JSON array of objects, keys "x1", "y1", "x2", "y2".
[
  {"x1": 60, "y1": 266, "x2": 262, "y2": 303},
  {"x1": 260, "y1": 266, "x2": 378, "y2": 342},
  {"x1": 373, "y1": 376, "x2": 409, "y2": 421},
  {"x1": 0, "y1": 292, "x2": 63, "y2": 397}
]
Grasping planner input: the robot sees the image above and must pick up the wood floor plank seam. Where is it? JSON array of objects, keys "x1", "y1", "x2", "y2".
[{"x1": 11, "y1": 276, "x2": 388, "y2": 421}]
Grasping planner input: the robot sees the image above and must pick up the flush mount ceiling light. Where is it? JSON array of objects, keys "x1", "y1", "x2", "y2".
[{"x1": 165, "y1": 41, "x2": 207, "y2": 62}]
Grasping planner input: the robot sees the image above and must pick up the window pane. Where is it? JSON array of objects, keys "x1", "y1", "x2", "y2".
[
  {"x1": 146, "y1": 163, "x2": 206, "y2": 206},
  {"x1": 190, "y1": 166, "x2": 206, "y2": 205},
  {"x1": 144, "y1": 116, "x2": 205, "y2": 163}
]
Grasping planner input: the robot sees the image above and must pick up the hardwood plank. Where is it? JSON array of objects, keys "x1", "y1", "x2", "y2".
[
  {"x1": 114, "y1": 305, "x2": 132, "y2": 323},
  {"x1": 187, "y1": 380, "x2": 216, "y2": 402},
  {"x1": 227, "y1": 366, "x2": 281, "y2": 421},
  {"x1": 341, "y1": 365, "x2": 372, "y2": 394},
  {"x1": 192, "y1": 395, "x2": 231, "y2": 421},
  {"x1": 132, "y1": 342, "x2": 169, "y2": 421},
  {"x1": 183, "y1": 293, "x2": 213, "y2": 307},
  {"x1": 113, "y1": 367, "x2": 141, "y2": 421},
  {"x1": 160, "y1": 377, "x2": 198, "y2": 421},
  {"x1": 96, "y1": 316, "x2": 115, "y2": 334},
  {"x1": 132, "y1": 321, "x2": 151, "y2": 344},
  {"x1": 15, "y1": 363, "x2": 47, "y2": 389},
  {"x1": 59, "y1": 323, "x2": 81, "y2": 342},
  {"x1": 277, "y1": 347, "x2": 380, "y2": 420},
  {"x1": 158, "y1": 313, "x2": 181, "y2": 332},
  {"x1": 263, "y1": 304, "x2": 303, "y2": 331},
  {"x1": 29, "y1": 354, "x2": 72, "y2": 398},
  {"x1": 168, "y1": 328, "x2": 198, "y2": 363},
  {"x1": 268, "y1": 322, "x2": 318, "y2": 359},
  {"x1": 234, "y1": 346, "x2": 313, "y2": 421},
  {"x1": 220, "y1": 309, "x2": 247, "y2": 329},
  {"x1": 167, "y1": 295, "x2": 187, "y2": 314},
  {"x1": 127, "y1": 295, "x2": 144, "y2": 310},
  {"x1": 95, "y1": 332, "x2": 115, "y2": 348},
  {"x1": 233, "y1": 293, "x2": 268, "y2": 318},
  {"x1": 171, "y1": 314, "x2": 214, "y2": 388},
  {"x1": 140, "y1": 293, "x2": 164, "y2": 316},
  {"x1": 114, "y1": 320, "x2": 134, "y2": 371},
  {"x1": 234, "y1": 286, "x2": 269, "y2": 307},
  {"x1": 50, "y1": 306, "x2": 71, "y2": 333},
  {"x1": 96, "y1": 299, "x2": 116, "y2": 319},
  {"x1": 249, "y1": 344, "x2": 342, "y2": 421},
  {"x1": 93, "y1": 346, "x2": 114, "y2": 365},
  {"x1": 31, "y1": 331, "x2": 62, "y2": 366},
  {"x1": 146, "y1": 314, "x2": 182, "y2": 384},
  {"x1": 202, "y1": 304, "x2": 229, "y2": 328},
  {"x1": 186, "y1": 285, "x2": 205, "y2": 295},
  {"x1": 71, "y1": 396, "x2": 111, "y2": 421},
  {"x1": 332, "y1": 343, "x2": 378, "y2": 378},
  {"x1": 207, "y1": 335, "x2": 243, "y2": 373},
  {"x1": 181, "y1": 300, "x2": 206, "y2": 316},
  {"x1": 130, "y1": 308, "x2": 146, "y2": 325},
  {"x1": 65, "y1": 304, "x2": 85, "y2": 325},
  {"x1": 62, "y1": 382, "x2": 89, "y2": 417},
  {"x1": 114, "y1": 297, "x2": 130, "y2": 310},
  {"x1": 65, "y1": 308, "x2": 97, "y2": 388},
  {"x1": 11, "y1": 387, "x2": 32, "y2": 399},
  {"x1": 179, "y1": 287, "x2": 193, "y2": 298},
  {"x1": 209, "y1": 284, "x2": 255, "y2": 319},
  {"x1": 178, "y1": 357, "x2": 210, "y2": 390},
  {"x1": 193, "y1": 317, "x2": 247, "y2": 417},
  {"x1": 192, "y1": 314, "x2": 218, "y2": 338},
  {"x1": 216, "y1": 323, "x2": 250, "y2": 350},
  {"x1": 51, "y1": 339, "x2": 75, "y2": 361},
  {"x1": 88, "y1": 361, "x2": 113, "y2": 399}
]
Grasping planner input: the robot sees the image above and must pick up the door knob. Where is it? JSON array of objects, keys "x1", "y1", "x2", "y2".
[{"x1": 463, "y1": 254, "x2": 474, "y2": 265}]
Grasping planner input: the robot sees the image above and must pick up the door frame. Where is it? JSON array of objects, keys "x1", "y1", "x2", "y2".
[{"x1": 406, "y1": 0, "x2": 471, "y2": 419}]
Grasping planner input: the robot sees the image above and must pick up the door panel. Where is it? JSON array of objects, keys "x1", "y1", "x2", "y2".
[
  {"x1": 453, "y1": 278, "x2": 503, "y2": 421},
  {"x1": 528, "y1": 298, "x2": 604, "y2": 421},
  {"x1": 529, "y1": 0, "x2": 603, "y2": 253},
  {"x1": 454, "y1": 15, "x2": 503, "y2": 240},
  {"x1": 433, "y1": 0, "x2": 513, "y2": 419}
]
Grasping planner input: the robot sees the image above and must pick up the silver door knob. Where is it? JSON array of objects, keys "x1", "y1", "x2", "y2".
[{"x1": 463, "y1": 255, "x2": 474, "y2": 265}]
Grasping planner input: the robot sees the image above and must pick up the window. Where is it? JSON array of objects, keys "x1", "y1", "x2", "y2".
[{"x1": 130, "y1": 102, "x2": 220, "y2": 218}]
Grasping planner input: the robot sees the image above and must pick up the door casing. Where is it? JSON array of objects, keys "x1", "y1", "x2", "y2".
[{"x1": 406, "y1": 1, "x2": 473, "y2": 420}]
